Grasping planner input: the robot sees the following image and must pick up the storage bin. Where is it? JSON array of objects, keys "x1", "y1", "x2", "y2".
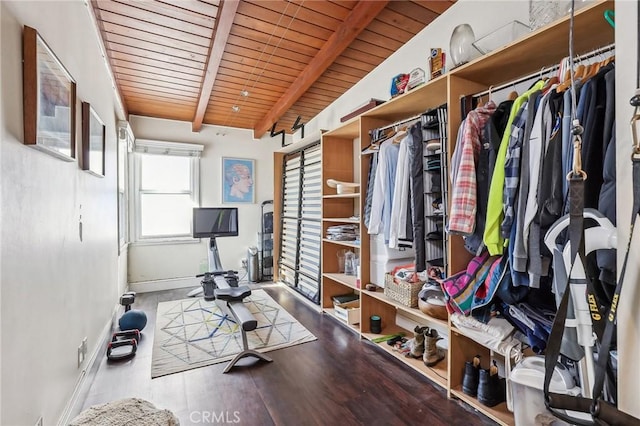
[
  {"x1": 472, "y1": 20, "x2": 530, "y2": 54},
  {"x1": 333, "y1": 299, "x2": 360, "y2": 325},
  {"x1": 510, "y1": 356, "x2": 582, "y2": 426},
  {"x1": 370, "y1": 234, "x2": 415, "y2": 260},
  {"x1": 384, "y1": 273, "x2": 423, "y2": 307}
]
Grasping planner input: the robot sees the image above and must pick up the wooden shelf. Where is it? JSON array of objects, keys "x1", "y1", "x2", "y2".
[
  {"x1": 450, "y1": 387, "x2": 514, "y2": 426},
  {"x1": 450, "y1": 0, "x2": 613, "y2": 87},
  {"x1": 362, "y1": 288, "x2": 448, "y2": 328},
  {"x1": 363, "y1": 74, "x2": 448, "y2": 122},
  {"x1": 324, "y1": 116, "x2": 360, "y2": 139},
  {"x1": 362, "y1": 328, "x2": 448, "y2": 389},
  {"x1": 323, "y1": 193, "x2": 360, "y2": 199},
  {"x1": 322, "y1": 217, "x2": 360, "y2": 223},
  {"x1": 322, "y1": 239, "x2": 360, "y2": 248},
  {"x1": 323, "y1": 273, "x2": 359, "y2": 290}
]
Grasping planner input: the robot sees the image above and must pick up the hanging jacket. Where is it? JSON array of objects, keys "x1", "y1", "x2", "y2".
[
  {"x1": 484, "y1": 80, "x2": 546, "y2": 255},
  {"x1": 524, "y1": 89, "x2": 554, "y2": 288},
  {"x1": 581, "y1": 64, "x2": 614, "y2": 208},
  {"x1": 389, "y1": 134, "x2": 411, "y2": 248},
  {"x1": 512, "y1": 91, "x2": 542, "y2": 274},
  {"x1": 408, "y1": 123, "x2": 426, "y2": 272},
  {"x1": 449, "y1": 101, "x2": 497, "y2": 235},
  {"x1": 501, "y1": 99, "x2": 534, "y2": 238},
  {"x1": 466, "y1": 100, "x2": 515, "y2": 255},
  {"x1": 537, "y1": 89, "x2": 565, "y2": 232}
]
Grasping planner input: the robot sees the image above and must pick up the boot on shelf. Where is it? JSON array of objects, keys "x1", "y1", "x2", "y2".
[
  {"x1": 462, "y1": 354, "x2": 482, "y2": 397},
  {"x1": 423, "y1": 328, "x2": 445, "y2": 367},
  {"x1": 406, "y1": 326, "x2": 428, "y2": 359},
  {"x1": 477, "y1": 360, "x2": 506, "y2": 407}
]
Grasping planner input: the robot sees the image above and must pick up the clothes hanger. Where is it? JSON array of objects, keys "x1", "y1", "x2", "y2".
[
  {"x1": 393, "y1": 126, "x2": 408, "y2": 143},
  {"x1": 542, "y1": 76, "x2": 560, "y2": 93},
  {"x1": 581, "y1": 58, "x2": 600, "y2": 82},
  {"x1": 556, "y1": 66, "x2": 575, "y2": 92},
  {"x1": 507, "y1": 89, "x2": 518, "y2": 101},
  {"x1": 572, "y1": 56, "x2": 586, "y2": 81}
]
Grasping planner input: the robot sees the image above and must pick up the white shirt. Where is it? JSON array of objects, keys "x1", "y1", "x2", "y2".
[{"x1": 388, "y1": 134, "x2": 411, "y2": 248}]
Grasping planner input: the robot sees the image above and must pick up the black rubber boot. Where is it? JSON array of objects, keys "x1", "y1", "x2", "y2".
[
  {"x1": 462, "y1": 355, "x2": 481, "y2": 397},
  {"x1": 477, "y1": 361, "x2": 505, "y2": 407}
]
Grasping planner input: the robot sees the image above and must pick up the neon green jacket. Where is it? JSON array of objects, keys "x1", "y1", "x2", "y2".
[{"x1": 483, "y1": 80, "x2": 546, "y2": 255}]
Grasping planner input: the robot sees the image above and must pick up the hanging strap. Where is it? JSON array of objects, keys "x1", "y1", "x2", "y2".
[
  {"x1": 590, "y1": 157, "x2": 640, "y2": 424},
  {"x1": 543, "y1": 173, "x2": 594, "y2": 426},
  {"x1": 543, "y1": 105, "x2": 640, "y2": 426}
]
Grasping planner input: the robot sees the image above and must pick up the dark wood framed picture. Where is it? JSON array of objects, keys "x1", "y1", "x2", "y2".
[
  {"x1": 22, "y1": 26, "x2": 76, "y2": 161},
  {"x1": 81, "y1": 102, "x2": 105, "y2": 177}
]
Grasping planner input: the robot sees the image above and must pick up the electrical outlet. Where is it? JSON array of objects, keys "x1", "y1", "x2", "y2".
[
  {"x1": 241, "y1": 258, "x2": 247, "y2": 270},
  {"x1": 35, "y1": 416, "x2": 43, "y2": 426}
]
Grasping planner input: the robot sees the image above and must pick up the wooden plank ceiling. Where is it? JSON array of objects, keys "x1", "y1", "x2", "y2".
[{"x1": 91, "y1": 0, "x2": 455, "y2": 137}]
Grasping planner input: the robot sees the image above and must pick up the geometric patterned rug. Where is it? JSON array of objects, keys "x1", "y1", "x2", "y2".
[{"x1": 151, "y1": 289, "x2": 316, "y2": 378}]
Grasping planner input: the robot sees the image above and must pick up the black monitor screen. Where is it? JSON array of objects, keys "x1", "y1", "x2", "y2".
[{"x1": 193, "y1": 207, "x2": 238, "y2": 238}]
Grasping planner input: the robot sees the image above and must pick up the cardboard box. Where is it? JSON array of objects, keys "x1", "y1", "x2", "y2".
[{"x1": 333, "y1": 299, "x2": 360, "y2": 325}]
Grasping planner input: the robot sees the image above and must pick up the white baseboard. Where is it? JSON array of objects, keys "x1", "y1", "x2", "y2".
[
  {"x1": 57, "y1": 304, "x2": 119, "y2": 425},
  {"x1": 129, "y1": 276, "x2": 200, "y2": 293}
]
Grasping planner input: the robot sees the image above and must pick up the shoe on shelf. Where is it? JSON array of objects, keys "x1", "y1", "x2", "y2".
[
  {"x1": 423, "y1": 328, "x2": 445, "y2": 367},
  {"x1": 477, "y1": 360, "x2": 506, "y2": 407},
  {"x1": 406, "y1": 326, "x2": 428, "y2": 358},
  {"x1": 462, "y1": 354, "x2": 482, "y2": 397}
]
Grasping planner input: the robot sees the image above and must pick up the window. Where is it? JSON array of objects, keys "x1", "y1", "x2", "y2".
[{"x1": 132, "y1": 139, "x2": 203, "y2": 242}]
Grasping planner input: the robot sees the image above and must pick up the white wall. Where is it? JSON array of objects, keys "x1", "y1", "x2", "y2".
[
  {"x1": 128, "y1": 116, "x2": 281, "y2": 284},
  {"x1": 614, "y1": 0, "x2": 639, "y2": 417},
  {"x1": 296, "y1": 0, "x2": 529, "y2": 142},
  {"x1": 1, "y1": 1, "x2": 124, "y2": 424}
]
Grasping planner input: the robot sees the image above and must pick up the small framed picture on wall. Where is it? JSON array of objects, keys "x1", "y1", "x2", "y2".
[
  {"x1": 81, "y1": 102, "x2": 105, "y2": 177},
  {"x1": 222, "y1": 157, "x2": 255, "y2": 204}
]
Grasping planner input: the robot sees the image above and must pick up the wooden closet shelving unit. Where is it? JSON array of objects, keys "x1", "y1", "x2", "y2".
[{"x1": 274, "y1": 1, "x2": 614, "y2": 424}]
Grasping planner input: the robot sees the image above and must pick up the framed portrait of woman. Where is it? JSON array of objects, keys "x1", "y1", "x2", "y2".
[{"x1": 222, "y1": 157, "x2": 255, "y2": 204}]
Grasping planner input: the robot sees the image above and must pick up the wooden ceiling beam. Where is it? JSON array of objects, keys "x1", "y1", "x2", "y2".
[
  {"x1": 192, "y1": 0, "x2": 239, "y2": 132},
  {"x1": 252, "y1": 0, "x2": 389, "y2": 138}
]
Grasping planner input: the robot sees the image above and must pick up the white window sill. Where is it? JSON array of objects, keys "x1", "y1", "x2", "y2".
[{"x1": 131, "y1": 237, "x2": 201, "y2": 247}]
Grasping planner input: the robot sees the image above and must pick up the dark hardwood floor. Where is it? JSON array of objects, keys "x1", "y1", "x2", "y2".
[{"x1": 80, "y1": 283, "x2": 496, "y2": 425}]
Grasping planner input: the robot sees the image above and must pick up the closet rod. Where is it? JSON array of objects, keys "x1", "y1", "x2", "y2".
[
  {"x1": 473, "y1": 42, "x2": 615, "y2": 98},
  {"x1": 374, "y1": 114, "x2": 422, "y2": 133}
]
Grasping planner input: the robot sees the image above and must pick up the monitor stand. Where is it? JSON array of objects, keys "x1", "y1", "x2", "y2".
[{"x1": 188, "y1": 237, "x2": 224, "y2": 297}]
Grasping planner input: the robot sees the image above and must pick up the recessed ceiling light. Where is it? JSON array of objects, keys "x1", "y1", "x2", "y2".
[
  {"x1": 232, "y1": 105, "x2": 240, "y2": 112},
  {"x1": 240, "y1": 90, "x2": 249, "y2": 97}
]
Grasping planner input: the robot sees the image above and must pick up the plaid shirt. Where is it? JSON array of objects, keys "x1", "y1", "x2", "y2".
[
  {"x1": 484, "y1": 80, "x2": 546, "y2": 255},
  {"x1": 500, "y1": 102, "x2": 529, "y2": 237},
  {"x1": 449, "y1": 102, "x2": 497, "y2": 235}
]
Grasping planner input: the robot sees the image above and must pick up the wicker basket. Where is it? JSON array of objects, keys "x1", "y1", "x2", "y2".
[{"x1": 384, "y1": 273, "x2": 423, "y2": 308}]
